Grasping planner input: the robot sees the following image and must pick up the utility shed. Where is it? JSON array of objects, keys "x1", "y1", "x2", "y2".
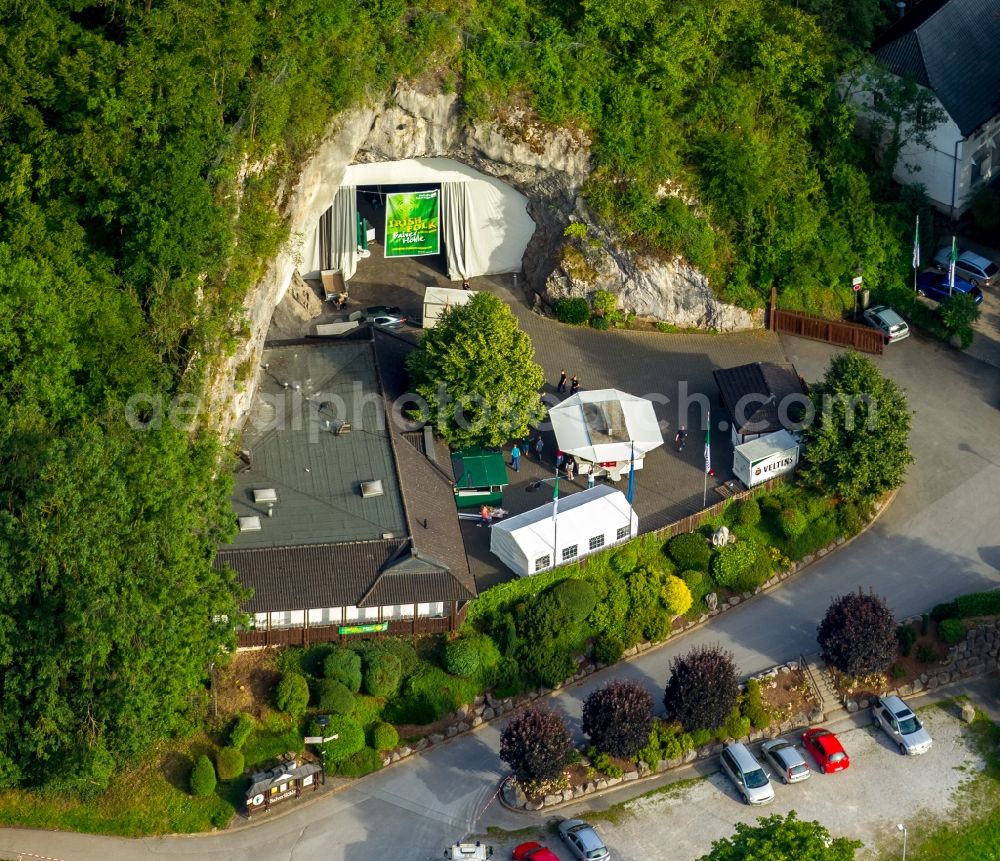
[
  {"x1": 423, "y1": 285, "x2": 477, "y2": 328},
  {"x1": 451, "y1": 447, "x2": 508, "y2": 509},
  {"x1": 489, "y1": 485, "x2": 637, "y2": 577}
]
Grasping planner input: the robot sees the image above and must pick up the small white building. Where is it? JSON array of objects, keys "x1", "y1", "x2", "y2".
[
  {"x1": 489, "y1": 485, "x2": 638, "y2": 577},
  {"x1": 423, "y1": 285, "x2": 477, "y2": 328},
  {"x1": 733, "y1": 430, "x2": 800, "y2": 489}
]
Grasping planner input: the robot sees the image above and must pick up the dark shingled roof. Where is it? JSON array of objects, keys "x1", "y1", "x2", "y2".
[
  {"x1": 872, "y1": 0, "x2": 1000, "y2": 136},
  {"x1": 217, "y1": 539, "x2": 406, "y2": 613},
  {"x1": 713, "y1": 362, "x2": 808, "y2": 437}
]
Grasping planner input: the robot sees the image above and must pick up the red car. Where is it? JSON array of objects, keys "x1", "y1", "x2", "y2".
[
  {"x1": 513, "y1": 843, "x2": 560, "y2": 861},
  {"x1": 802, "y1": 728, "x2": 850, "y2": 773}
]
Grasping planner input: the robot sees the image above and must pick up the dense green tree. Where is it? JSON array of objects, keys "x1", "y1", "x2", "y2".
[
  {"x1": 405, "y1": 292, "x2": 546, "y2": 449},
  {"x1": 190, "y1": 755, "x2": 217, "y2": 797},
  {"x1": 800, "y1": 351, "x2": 913, "y2": 502},
  {"x1": 275, "y1": 673, "x2": 311, "y2": 717},
  {"x1": 699, "y1": 812, "x2": 861, "y2": 860}
]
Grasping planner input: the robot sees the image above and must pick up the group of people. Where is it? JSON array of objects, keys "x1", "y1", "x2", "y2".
[
  {"x1": 509, "y1": 435, "x2": 547, "y2": 472},
  {"x1": 556, "y1": 369, "x2": 579, "y2": 396}
]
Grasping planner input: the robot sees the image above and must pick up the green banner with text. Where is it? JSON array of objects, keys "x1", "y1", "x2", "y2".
[
  {"x1": 384, "y1": 190, "x2": 439, "y2": 258},
  {"x1": 338, "y1": 622, "x2": 389, "y2": 635}
]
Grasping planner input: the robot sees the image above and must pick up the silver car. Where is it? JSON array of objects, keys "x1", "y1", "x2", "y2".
[
  {"x1": 933, "y1": 247, "x2": 998, "y2": 287},
  {"x1": 873, "y1": 695, "x2": 932, "y2": 755},
  {"x1": 760, "y1": 738, "x2": 811, "y2": 784},
  {"x1": 558, "y1": 819, "x2": 610, "y2": 861},
  {"x1": 862, "y1": 305, "x2": 910, "y2": 344},
  {"x1": 720, "y1": 742, "x2": 775, "y2": 805}
]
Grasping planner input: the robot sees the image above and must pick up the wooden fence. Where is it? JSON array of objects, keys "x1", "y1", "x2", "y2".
[{"x1": 770, "y1": 288, "x2": 883, "y2": 355}]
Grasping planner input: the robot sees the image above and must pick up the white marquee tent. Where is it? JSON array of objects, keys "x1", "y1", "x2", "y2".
[
  {"x1": 549, "y1": 389, "x2": 664, "y2": 474},
  {"x1": 422, "y1": 285, "x2": 477, "y2": 328},
  {"x1": 490, "y1": 485, "x2": 638, "y2": 577},
  {"x1": 300, "y1": 158, "x2": 535, "y2": 284}
]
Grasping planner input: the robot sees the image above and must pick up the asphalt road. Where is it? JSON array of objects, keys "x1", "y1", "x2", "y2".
[{"x1": 2, "y1": 331, "x2": 999, "y2": 861}]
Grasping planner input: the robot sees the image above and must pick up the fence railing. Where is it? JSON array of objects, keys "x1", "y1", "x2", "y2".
[
  {"x1": 768, "y1": 287, "x2": 884, "y2": 355},
  {"x1": 236, "y1": 608, "x2": 462, "y2": 648}
]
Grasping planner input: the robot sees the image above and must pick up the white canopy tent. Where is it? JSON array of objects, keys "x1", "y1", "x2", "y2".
[
  {"x1": 423, "y1": 285, "x2": 477, "y2": 328},
  {"x1": 300, "y1": 158, "x2": 535, "y2": 283},
  {"x1": 490, "y1": 485, "x2": 638, "y2": 577},
  {"x1": 549, "y1": 390, "x2": 664, "y2": 476}
]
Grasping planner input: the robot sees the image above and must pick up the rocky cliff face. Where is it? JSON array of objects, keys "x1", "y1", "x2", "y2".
[{"x1": 209, "y1": 81, "x2": 755, "y2": 435}]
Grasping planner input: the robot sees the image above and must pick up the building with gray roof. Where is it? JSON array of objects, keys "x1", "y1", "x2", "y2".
[
  {"x1": 217, "y1": 336, "x2": 475, "y2": 647},
  {"x1": 862, "y1": 0, "x2": 1000, "y2": 215}
]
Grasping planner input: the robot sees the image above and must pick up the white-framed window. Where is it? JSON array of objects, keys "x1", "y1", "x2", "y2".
[
  {"x1": 535, "y1": 554, "x2": 551, "y2": 572},
  {"x1": 308, "y1": 608, "x2": 342, "y2": 625},
  {"x1": 588, "y1": 534, "x2": 605, "y2": 551},
  {"x1": 562, "y1": 544, "x2": 578, "y2": 561},
  {"x1": 253, "y1": 612, "x2": 268, "y2": 629},
  {"x1": 399, "y1": 603, "x2": 414, "y2": 619},
  {"x1": 344, "y1": 606, "x2": 359, "y2": 621},
  {"x1": 289, "y1": 609, "x2": 305, "y2": 626},
  {"x1": 361, "y1": 606, "x2": 379, "y2": 621},
  {"x1": 270, "y1": 610, "x2": 292, "y2": 629},
  {"x1": 428, "y1": 601, "x2": 445, "y2": 617},
  {"x1": 616, "y1": 525, "x2": 631, "y2": 541},
  {"x1": 382, "y1": 605, "x2": 403, "y2": 620}
]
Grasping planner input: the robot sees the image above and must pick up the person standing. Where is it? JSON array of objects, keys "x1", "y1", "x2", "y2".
[
  {"x1": 479, "y1": 504, "x2": 492, "y2": 527},
  {"x1": 511, "y1": 443, "x2": 521, "y2": 472},
  {"x1": 565, "y1": 458, "x2": 575, "y2": 483},
  {"x1": 557, "y1": 369, "x2": 567, "y2": 393},
  {"x1": 556, "y1": 449, "x2": 565, "y2": 470},
  {"x1": 535, "y1": 435, "x2": 544, "y2": 461},
  {"x1": 569, "y1": 375, "x2": 579, "y2": 396}
]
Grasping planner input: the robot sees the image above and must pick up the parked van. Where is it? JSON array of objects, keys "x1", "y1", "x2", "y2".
[{"x1": 720, "y1": 742, "x2": 775, "y2": 805}]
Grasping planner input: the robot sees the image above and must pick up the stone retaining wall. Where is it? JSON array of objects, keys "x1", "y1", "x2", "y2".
[{"x1": 844, "y1": 617, "x2": 1000, "y2": 713}]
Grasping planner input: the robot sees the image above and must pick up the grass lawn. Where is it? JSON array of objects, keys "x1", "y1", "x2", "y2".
[
  {"x1": 0, "y1": 733, "x2": 237, "y2": 836},
  {"x1": 887, "y1": 705, "x2": 1000, "y2": 860}
]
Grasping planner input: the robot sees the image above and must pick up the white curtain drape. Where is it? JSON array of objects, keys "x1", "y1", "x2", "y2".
[
  {"x1": 441, "y1": 182, "x2": 469, "y2": 280},
  {"x1": 318, "y1": 185, "x2": 358, "y2": 281}
]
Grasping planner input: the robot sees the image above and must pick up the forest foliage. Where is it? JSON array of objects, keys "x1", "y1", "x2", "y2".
[{"x1": 1, "y1": 0, "x2": 918, "y2": 791}]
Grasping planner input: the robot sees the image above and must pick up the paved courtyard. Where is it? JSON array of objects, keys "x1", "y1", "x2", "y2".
[{"x1": 295, "y1": 241, "x2": 792, "y2": 589}]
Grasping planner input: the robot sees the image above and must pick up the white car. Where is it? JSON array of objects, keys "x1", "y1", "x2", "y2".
[
  {"x1": 873, "y1": 695, "x2": 933, "y2": 755},
  {"x1": 862, "y1": 305, "x2": 910, "y2": 344}
]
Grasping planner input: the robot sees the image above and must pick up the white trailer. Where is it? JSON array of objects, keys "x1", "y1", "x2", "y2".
[
  {"x1": 732, "y1": 429, "x2": 800, "y2": 489},
  {"x1": 489, "y1": 485, "x2": 638, "y2": 577},
  {"x1": 423, "y1": 285, "x2": 477, "y2": 328}
]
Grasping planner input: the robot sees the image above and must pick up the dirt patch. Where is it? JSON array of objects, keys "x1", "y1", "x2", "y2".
[
  {"x1": 759, "y1": 669, "x2": 818, "y2": 719},
  {"x1": 395, "y1": 713, "x2": 458, "y2": 742},
  {"x1": 215, "y1": 650, "x2": 281, "y2": 719}
]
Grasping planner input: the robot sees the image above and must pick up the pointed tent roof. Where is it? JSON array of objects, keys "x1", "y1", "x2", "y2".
[{"x1": 549, "y1": 389, "x2": 664, "y2": 463}]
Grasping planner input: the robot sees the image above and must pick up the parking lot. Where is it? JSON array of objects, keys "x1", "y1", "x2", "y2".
[{"x1": 486, "y1": 703, "x2": 984, "y2": 861}]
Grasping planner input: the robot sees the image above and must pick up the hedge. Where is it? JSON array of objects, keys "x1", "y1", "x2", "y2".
[{"x1": 190, "y1": 754, "x2": 217, "y2": 797}]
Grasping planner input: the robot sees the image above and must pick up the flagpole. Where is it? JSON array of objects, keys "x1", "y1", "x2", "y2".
[{"x1": 912, "y1": 215, "x2": 919, "y2": 292}]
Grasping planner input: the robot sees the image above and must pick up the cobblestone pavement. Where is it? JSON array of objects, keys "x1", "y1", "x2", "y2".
[{"x1": 331, "y1": 248, "x2": 790, "y2": 588}]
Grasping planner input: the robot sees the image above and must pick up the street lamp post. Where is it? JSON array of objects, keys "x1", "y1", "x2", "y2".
[{"x1": 897, "y1": 823, "x2": 907, "y2": 861}]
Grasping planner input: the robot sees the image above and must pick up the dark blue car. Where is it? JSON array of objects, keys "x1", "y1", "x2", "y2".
[{"x1": 916, "y1": 272, "x2": 983, "y2": 305}]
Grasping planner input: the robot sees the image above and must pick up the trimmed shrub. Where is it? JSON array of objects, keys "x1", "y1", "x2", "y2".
[
  {"x1": 681, "y1": 569, "x2": 712, "y2": 609},
  {"x1": 370, "y1": 638, "x2": 421, "y2": 679},
  {"x1": 499, "y1": 705, "x2": 573, "y2": 782},
  {"x1": 592, "y1": 289, "x2": 618, "y2": 320},
  {"x1": 741, "y1": 679, "x2": 771, "y2": 730},
  {"x1": 589, "y1": 315, "x2": 610, "y2": 330},
  {"x1": 518, "y1": 640, "x2": 575, "y2": 688},
  {"x1": 443, "y1": 634, "x2": 502, "y2": 679},
  {"x1": 593, "y1": 632, "x2": 625, "y2": 665},
  {"x1": 363, "y1": 653, "x2": 402, "y2": 699},
  {"x1": 229, "y1": 712, "x2": 255, "y2": 750},
  {"x1": 551, "y1": 578, "x2": 598, "y2": 622},
  {"x1": 318, "y1": 715, "x2": 365, "y2": 764},
  {"x1": 664, "y1": 645, "x2": 740, "y2": 733},
  {"x1": 916, "y1": 643, "x2": 940, "y2": 664},
  {"x1": 723, "y1": 706, "x2": 750, "y2": 740},
  {"x1": 275, "y1": 672, "x2": 310, "y2": 717},
  {"x1": 930, "y1": 601, "x2": 958, "y2": 622},
  {"x1": 582, "y1": 681, "x2": 654, "y2": 758},
  {"x1": 190, "y1": 754, "x2": 217, "y2": 797},
  {"x1": 836, "y1": 500, "x2": 865, "y2": 536},
  {"x1": 779, "y1": 507, "x2": 808, "y2": 538},
  {"x1": 955, "y1": 591, "x2": 1000, "y2": 618},
  {"x1": 554, "y1": 297, "x2": 590, "y2": 325},
  {"x1": 818, "y1": 590, "x2": 897, "y2": 677},
  {"x1": 314, "y1": 678, "x2": 354, "y2": 714},
  {"x1": 324, "y1": 647, "x2": 363, "y2": 693},
  {"x1": 667, "y1": 533, "x2": 712, "y2": 572},
  {"x1": 897, "y1": 624, "x2": 917, "y2": 658},
  {"x1": 636, "y1": 719, "x2": 693, "y2": 769},
  {"x1": 610, "y1": 547, "x2": 639, "y2": 574},
  {"x1": 712, "y1": 541, "x2": 771, "y2": 592},
  {"x1": 493, "y1": 655, "x2": 523, "y2": 698},
  {"x1": 216, "y1": 746, "x2": 245, "y2": 781},
  {"x1": 335, "y1": 746, "x2": 383, "y2": 777},
  {"x1": 371, "y1": 722, "x2": 399, "y2": 752},
  {"x1": 642, "y1": 609, "x2": 673, "y2": 643},
  {"x1": 938, "y1": 618, "x2": 966, "y2": 644},
  {"x1": 734, "y1": 498, "x2": 761, "y2": 527},
  {"x1": 661, "y1": 575, "x2": 693, "y2": 616}
]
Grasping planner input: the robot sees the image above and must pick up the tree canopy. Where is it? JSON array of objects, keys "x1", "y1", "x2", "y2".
[
  {"x1": 818, "y1": 590, "x2": 897, "y2": 678},
  {"x1": 800, "y1": 351, "x2": 913, "y2": 502},
  {"x1": 405, "y1": 292, "x2": 546, "y2": 449},
  {"x1": 699, "y1": 812, "x2": 862, "y2": 860}
]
